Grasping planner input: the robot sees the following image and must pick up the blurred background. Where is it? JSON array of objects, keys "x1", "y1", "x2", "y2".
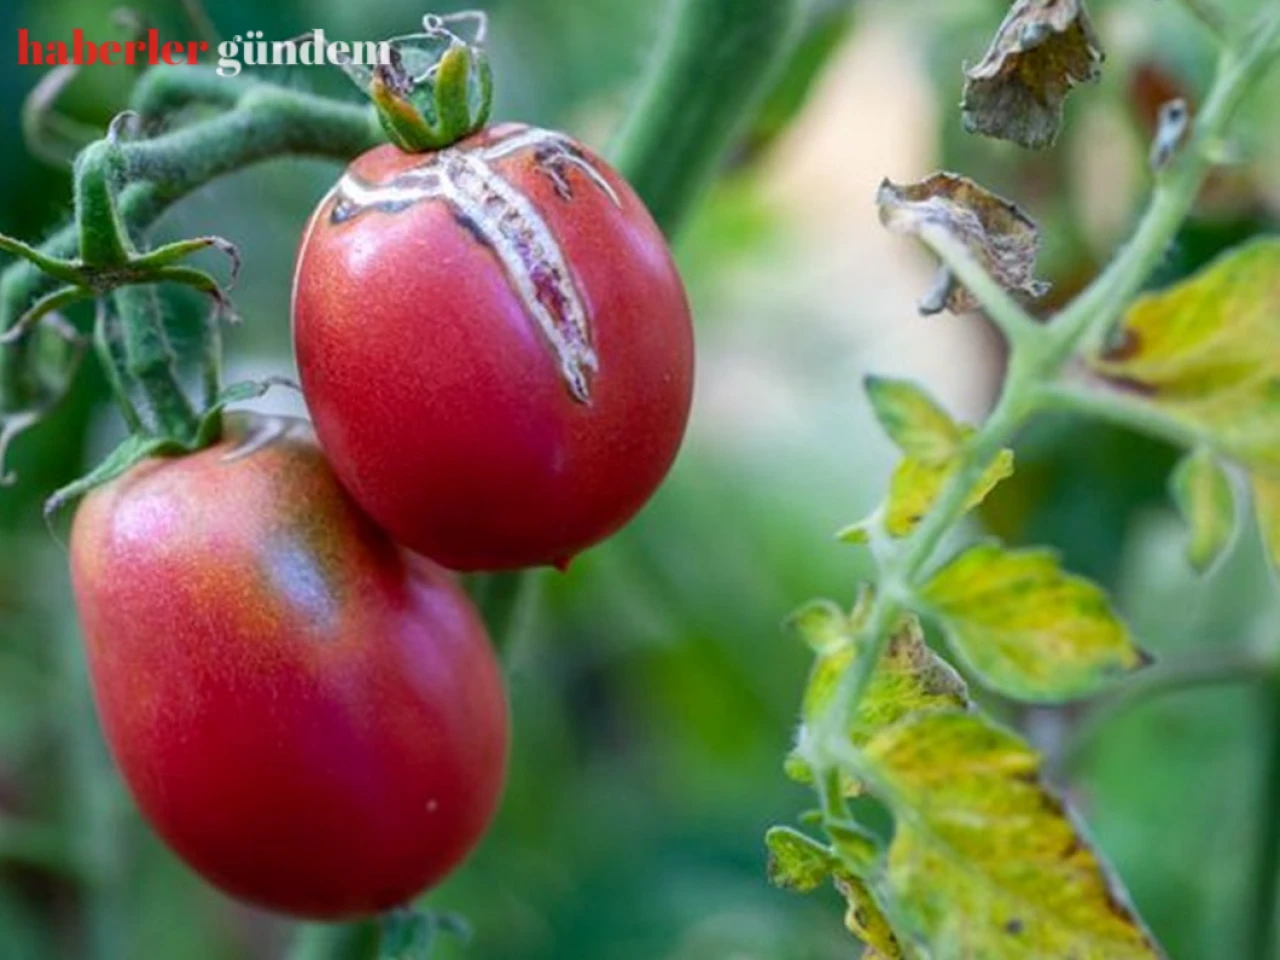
[{"x1": 3, "y1": 0, "x2": 1280, "y2": 957}]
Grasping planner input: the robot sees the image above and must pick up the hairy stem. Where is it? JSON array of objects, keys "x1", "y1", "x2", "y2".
[
  {"x1": 610, "y1": 0, "x2": 804, "y2": 235},
  {"x1": 115, "y1": 285, "x2": 198, "y2": 441},
  {"x1": 0, "y1": 72, "x2": 382, "y2": 411}
]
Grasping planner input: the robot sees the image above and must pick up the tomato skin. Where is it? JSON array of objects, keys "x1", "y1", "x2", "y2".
[
  {"x1": 69, "y1": 415, "x2": 509, "y2": 920},
  {"x1": 292, "y1": 124, "x2": 695, "y2": 572}
]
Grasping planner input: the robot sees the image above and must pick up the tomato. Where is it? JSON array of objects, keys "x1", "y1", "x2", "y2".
[
  {"x1": 69, "y1": 415, "x2": 509, "y2": 919},
  {"x1": 291, "y1": 123, "x2": 695, "y2": 572}
]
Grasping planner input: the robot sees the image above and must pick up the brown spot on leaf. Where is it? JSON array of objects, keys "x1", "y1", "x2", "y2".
[{"x1": 962, "y1": 0, "x2": 1104, "y2": 149}]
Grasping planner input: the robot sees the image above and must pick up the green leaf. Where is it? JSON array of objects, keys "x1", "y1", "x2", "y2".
[
  {"x1": 834, "y1": 872, "x2": 906, "y2": 960},
  {"x1": 765, "y1": 826, "x2": 902, "y2": 957},
  {"x1": 920, "y1": 543, "x2": 1149, "y2": 703},
  {"x1": 884, "y1": 446, "x2": 1014, "y2": 538},
  {"x1": 1170, "y1": 448, "x2": 1236, "y2": 574},
  {"x1": 864, "y1": 712, "x2": 1162, "y2": 959},
  {"x1": 765, "y1": 826, "x2": 834, "y2": 893},
  {"x1": 1090, "y1": 239, "x2": 1280, "y2": 474},
  {"x1": 865, "y1": 376, "x2": 964, "y2": 464},
  {"x1": 785, "y1": 599, "x2": 851, "y2": 655}
]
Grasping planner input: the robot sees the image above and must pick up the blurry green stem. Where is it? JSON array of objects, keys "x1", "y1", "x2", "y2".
[
  {"x1": 610, "y1": 0, "x2": 804, "y2": 236},
  {"x1": 1061, "y1": 647, "x2": 1272, "y2": 775},
  {"x1": 468, "y1": 571, "x2": 532, "y2": 656},
  {"x1": 286, "y1": 922, "x2": 379, "y2": 960}
]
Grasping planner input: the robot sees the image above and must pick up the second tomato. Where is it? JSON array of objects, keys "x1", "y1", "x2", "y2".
[{"x1": 292, "y1": 124, "x2": 695, "y2": 572}]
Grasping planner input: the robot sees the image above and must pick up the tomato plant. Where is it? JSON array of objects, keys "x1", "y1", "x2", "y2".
[
  {"x1": 2, "y1": 0, "x2": 1280, "y2": 958},
  {"x1": 70, "y1": 413, "x2": 509, "y2": 919},
  {"x1": 293, "y1": 126, "x2": 694, "y2": 572}
]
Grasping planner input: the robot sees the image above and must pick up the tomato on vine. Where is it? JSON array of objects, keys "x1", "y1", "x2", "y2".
[
  {"x1": 70, "y1": 415, "x2": 509, "y2": 919},
  {"x1": 292, "y1": 120, "x2": 695, "y2": 572}
]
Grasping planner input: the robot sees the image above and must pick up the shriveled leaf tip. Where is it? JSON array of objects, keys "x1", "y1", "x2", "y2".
[
  {"x1": 962, "y1": 0, "x2": 1104, "y2": 150},
  {"x1": 877, "y1": 174, "x2": 1049, "y2": 315}
]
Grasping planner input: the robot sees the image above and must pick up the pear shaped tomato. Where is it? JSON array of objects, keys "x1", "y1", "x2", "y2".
[
  {"x1": 292, "y1": 124, "x2": 694, "y2": 572},
  {"x1": 69, "y1": 415, "x2": 509, "y2": 919}
]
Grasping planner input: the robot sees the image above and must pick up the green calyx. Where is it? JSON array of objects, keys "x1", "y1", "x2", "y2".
[{"x1": 347, "y1": 12, "x2": 494, "y2": 153}]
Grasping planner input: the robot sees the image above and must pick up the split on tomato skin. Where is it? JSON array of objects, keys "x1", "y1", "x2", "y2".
[
  {"x1": 292, "y1": 123, "x2": 696, "y2": 573},
  {"x1": 69, "y1": 414, "x2": 511, "y2": 920}
]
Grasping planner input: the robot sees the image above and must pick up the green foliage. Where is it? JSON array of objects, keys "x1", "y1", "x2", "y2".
[
  {"x1": 1170, "y1": 447, "x2": 1237, "y2": 574},
  {"x1": 921, "y1": 543, "x2": 1149, "y2": 703},
  {"x1": 841, "y1": 377, "x2": 1015, "y2": 543}
]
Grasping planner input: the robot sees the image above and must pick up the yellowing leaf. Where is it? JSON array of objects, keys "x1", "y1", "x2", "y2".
[
  {"x1": 766, "y1": 826, "x2": 904, "y2": 957},
  {"x1": 848, "y1": 616, "x2": 970, "y2": 748},
  {"x1": 962, "y1": 0, "x2": 1104, "y2": 149},
  {"x1": 885, "y1": 446, "x2": 1014, "y2": 538},
  {"x1": 877, "y1": 173, "x2": 1049, "y2": 315},
  {"x1": 765, "y1": 827, "x2": 834, "y2": 894},
  {"x1": 794, "y1": 611, "x2": 969, "y2": 796},
  {"x1": 921, "y1": 543, "x2": 1149, "y2": 703},
  {"x1": 785, "y1": 599, "x2": 850, "y2": 655},
  {"x1": 865, "y1": 712, "x2": 1162, "y2": 959},
  {"x1": 865, "y1": 376, "x2": 964, "y2": 463},
  {"x1": 835, "y1": 873, "x2": 906, "y2": 960},
  {"x1": 1170, "y1": 448, "x2": 1236, "y2": 574},
  {"x1": 800, "y1": 612, "x2": 969, "y2": 739},
  {"x1": 1090, "y1": 240, "x2": 1280, "y2": 475}
]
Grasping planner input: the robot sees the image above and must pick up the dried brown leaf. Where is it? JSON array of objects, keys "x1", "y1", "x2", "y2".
[
  {"x1": 962, "y1": 0, "x2": 1104, "y2": 149},
  {"x1": 877, "y1": 173, "x2": 1049, "y2": 315}
]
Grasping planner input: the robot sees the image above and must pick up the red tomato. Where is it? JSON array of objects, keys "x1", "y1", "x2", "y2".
[
  {"x1": 291, "y1": 124, "x2": 695, "y2": 572},
  {"x1": 69, "y1": 415, "x2": 509, "y2": 919}
]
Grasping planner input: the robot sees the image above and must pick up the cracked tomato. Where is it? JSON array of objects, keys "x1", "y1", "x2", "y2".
[{"x1": 292, "y1": 124, "x2": 695, "y2": 572}]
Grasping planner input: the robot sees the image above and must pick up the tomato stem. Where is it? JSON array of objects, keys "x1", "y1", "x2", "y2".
[
  {"x1": 356, "y1": 14, "x2": 495, "y2": 153},
  {"x1": 114, "y1": 285, "x2": 200, "y2": 443},
  {"x1": 0, "y1": 73, "x2": 382, "y2": 415},
  {"x1": 610, "y1": 0, "x2": 804, "y2": 236}
]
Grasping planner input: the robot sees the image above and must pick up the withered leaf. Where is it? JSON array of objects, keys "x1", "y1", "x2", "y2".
[
  {"x1": 962, "y1": 0, "x2": 1105, "y2": 150},
  {"x1": 877, "y1": 174, "x2": 1049, "y2": 315}
]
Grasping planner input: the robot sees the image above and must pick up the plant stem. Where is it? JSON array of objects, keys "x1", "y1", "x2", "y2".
[
  {"x1": 114, "y1": 285, "x2": 199, "y2": 441},
  {"x1": 0, "y1": 74, "x2": 382, "y2": 412},
  {"x1": 286, "y1": 922, "x2": 379, "y2": 960},
  {"x1": 610, "y1": 0, "x2": 804, "y2": 235},
  {"x1": 1052, "y1": 4, "x2": 1280, "y2": 359},
  {"x1": 1036, "y1": 377, "x2": 1204, "y2": 450},
  {"x1": 919, "y1": 226, "x2": 1045, "y2": 353},
  {"x1": 1062, "y1": 647, "x2": 1272, "y2": 775}
]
